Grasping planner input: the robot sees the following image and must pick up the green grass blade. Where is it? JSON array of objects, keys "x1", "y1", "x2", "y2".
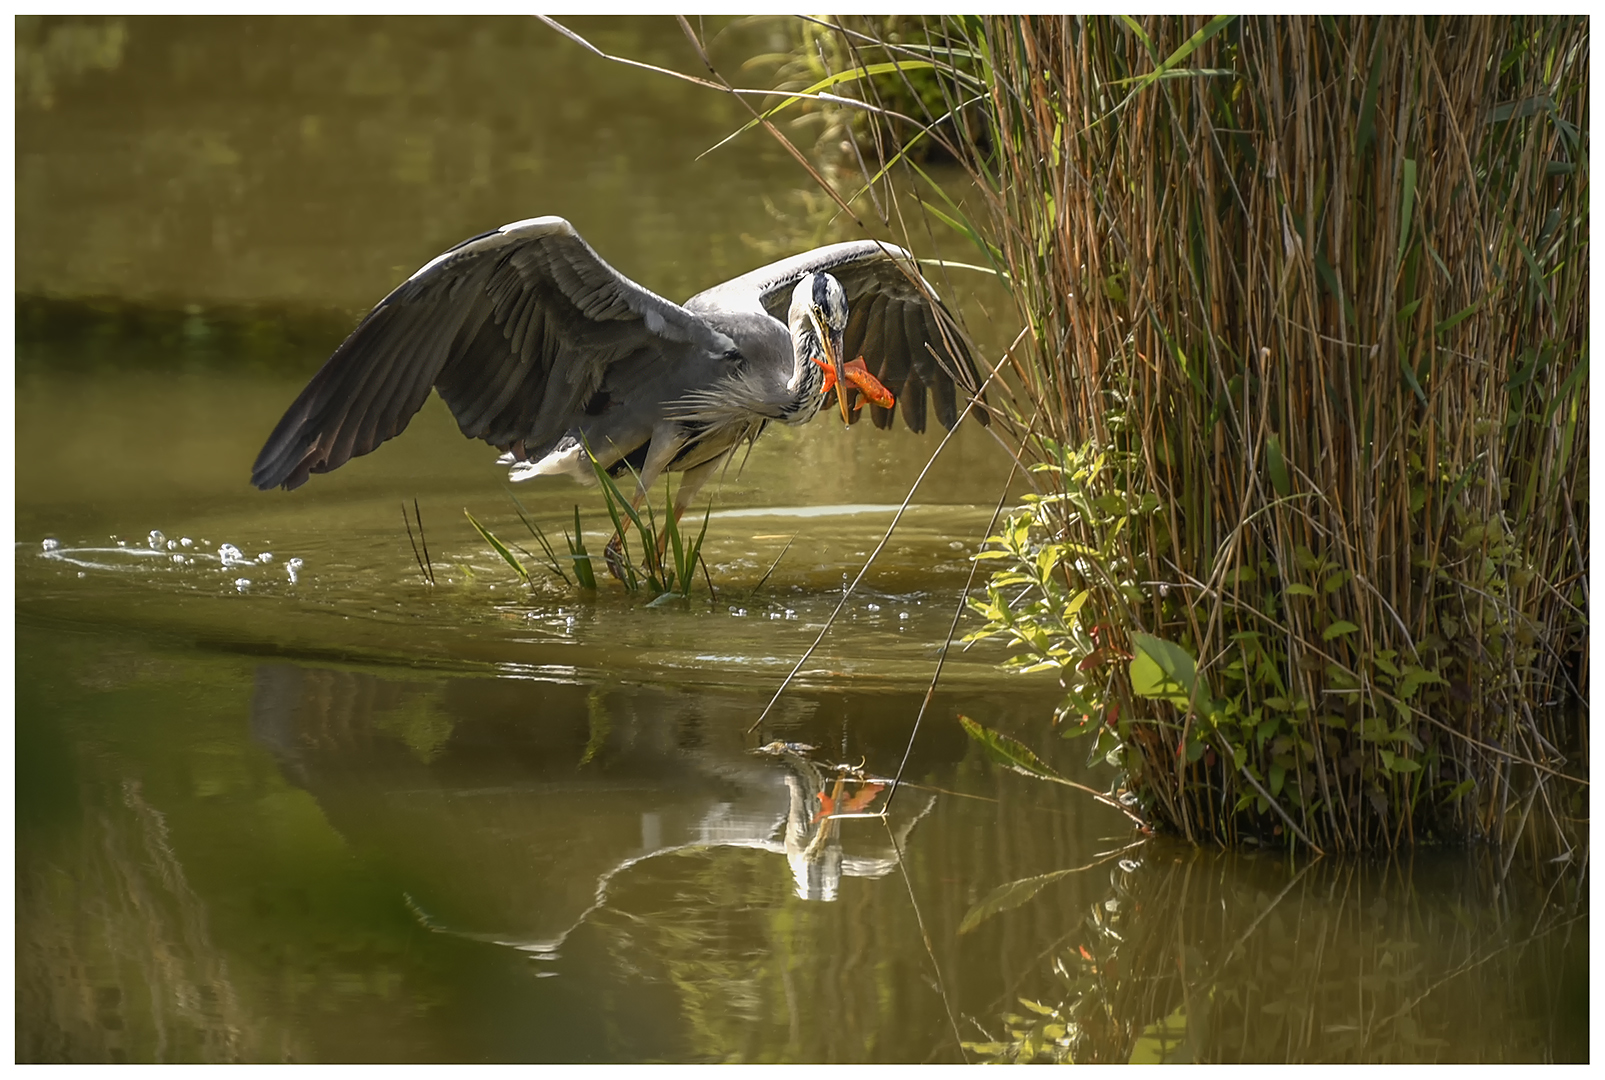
[
  {"x1": 583, "y1": 446, "x2": 642, "y2": 592},
  {"x1": 568, "y1": 505, "x2": 597, "y2": 590},
  {"x1": 1132, "y1": 15, "x2": 1238, "y2": 96},
  {"x1": 507, "y1": 490, "x2": 572, "y2": 586},
  {"x1": 1115, "y1": 14, "x2": 1159, "y2": 63},
  {"x1": 1396, "y1": 157, "x2": 1417, "y2": 268},
  {"x1": 463, "y1": 508, "x2": 531, "y2": 585},
  {"x1": 699, "y1": 59, "x2": 940, "y2": 160},
  {"x1": 664, "y1": 486, "x2": 686, "y2": 595}
]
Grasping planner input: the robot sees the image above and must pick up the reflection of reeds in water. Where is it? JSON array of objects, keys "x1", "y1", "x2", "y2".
[
  {"x1": 967, "y1": 846, "x2": 1586, "y2": 1063},
  {"x1": 16, "y1": 779, "x2": 297, "y2": 1062}
]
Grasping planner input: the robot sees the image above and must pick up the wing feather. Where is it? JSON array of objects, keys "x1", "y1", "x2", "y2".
[
  {"x1": 252, "y1": 217, "x2": 715, "y2": 490},
  {"x1": 686, "y1": 239, "x2": 986, "y2": 434}
]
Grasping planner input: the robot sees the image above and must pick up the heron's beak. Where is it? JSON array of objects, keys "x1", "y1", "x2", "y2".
[{"x1": 812, "y1": 307, "x2": 850, "y2": 425}]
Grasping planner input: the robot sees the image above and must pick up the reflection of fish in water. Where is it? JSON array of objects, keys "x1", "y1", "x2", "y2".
[{"x1": 755, "y1": 740, "x2": 914, "y2": 903}]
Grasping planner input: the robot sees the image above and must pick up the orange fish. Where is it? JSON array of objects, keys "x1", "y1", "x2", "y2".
[{"x1": 814, "y1": 355, "x2": 895, "y2": 412}]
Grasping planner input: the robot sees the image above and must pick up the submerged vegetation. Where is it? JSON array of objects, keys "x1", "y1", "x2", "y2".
[{"x1": 767, "y1": 16, "x2": 1588, "y2": 855}]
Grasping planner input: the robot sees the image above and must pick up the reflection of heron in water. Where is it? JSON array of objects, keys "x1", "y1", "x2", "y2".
[
  {"x1": 405, "y1": 744, "x2": 934, "y2": 960},
  {"x1": 248, "y1": 663, "x2": 934, "y2": 966}
]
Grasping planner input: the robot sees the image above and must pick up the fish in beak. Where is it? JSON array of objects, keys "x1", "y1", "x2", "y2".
[
  {"x1": 807, "y1": 306, "x2": 895, "y2": 424},
  {"x1": 819, "y1": 311, "x2": 852, "y2": 425},
  {"x1": 806, "y1": 302, "x2": 894, "y2": 423}
]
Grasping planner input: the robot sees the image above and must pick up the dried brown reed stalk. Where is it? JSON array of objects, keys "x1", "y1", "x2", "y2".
[{"x1": 813, "y1": 16, "x2": 1587, "y2": 855}]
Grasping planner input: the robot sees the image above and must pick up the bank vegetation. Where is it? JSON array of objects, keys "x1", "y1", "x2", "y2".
[{"x1": 766, "y1": 15, "x2": 1588, "y2": 857}]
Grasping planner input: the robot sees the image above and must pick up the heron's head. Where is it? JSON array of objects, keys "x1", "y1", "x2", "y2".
[{"x1": 787, "y1": 272, "x2": 851, "y2": 424}]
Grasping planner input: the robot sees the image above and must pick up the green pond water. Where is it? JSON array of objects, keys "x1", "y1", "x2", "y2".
[{"x1": 14, "y1": 15, "x2": 1588, "y2": 1063}]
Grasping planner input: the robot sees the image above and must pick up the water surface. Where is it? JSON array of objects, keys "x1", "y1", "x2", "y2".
[{"x1": 14, "y1": 15, "x2": 1586, "y2": 1063}]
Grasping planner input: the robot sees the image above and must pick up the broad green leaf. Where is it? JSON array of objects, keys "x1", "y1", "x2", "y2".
[
  {"x1": 1129, "y1": 1004, "x2": 1191, "y2": 1065},
  {"x1": 1323, "y1": 620, "x2": 1360, "y2": 641},
  {"x1": 1129, "y1": 633, "x2": 1199, "y2": 708},
  {"x1": 959, "y1": 714, "x2": 1067, "y2": 782},
  {"x1": 1284, "y1": 583, "x2": 1318, "y2": 598},
  {"x1": 1265, "y1": 433, "x2": 1292, "y2": 497},
  {"x1": 1398, "y1": 667, "x2": 1446, "y2": 700}
]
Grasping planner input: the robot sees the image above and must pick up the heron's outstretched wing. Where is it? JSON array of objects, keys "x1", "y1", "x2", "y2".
[
  {"x1": 252, "y1": 217, "x2": 721, "y2": 490},
  {"x1": 686, "y1": 240, "x2": 987, "y2": 433}
]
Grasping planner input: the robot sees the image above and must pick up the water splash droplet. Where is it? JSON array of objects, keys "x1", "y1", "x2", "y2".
[
  {"x1": 234, "y1": 578, "x2": 252, "y2": 591},
  {"x1": 180, "y1": 537, "x2": 194, "y2": 548},
  {"x1": 898, "y1": 611, "x2": 909, "y2": 620},
  {"x1": 148, "y1": 530, "x2": 167, "y2": 550},
  {"x1": 286, "y1": 557, "x2": 304, "y2": 585},
  {"x1": 866, "y1": 603, "x2": 881, "y2": 612},
  {"x1": 41, "y1": 538, "x2": 60, "y2": 552},
  {"x1": 167, "y1": 540, "x2": 178, "y2": 550},
  {"x1": 171, "y1": 554, "x2": 185, "y2": 564},
  {"x1": 256, "y1": 552, "x2": 274, "y2": 563},
  {"x1": 76, "y1": 571, "x2": 86, "y2": 579},
  {"x1": 218, "y1": 543, "x2": 245, "y2": 566}
]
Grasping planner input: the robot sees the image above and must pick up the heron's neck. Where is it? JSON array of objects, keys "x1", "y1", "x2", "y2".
[{"x1": 783, "y1": 329, "x2": 826, "y2": 423}]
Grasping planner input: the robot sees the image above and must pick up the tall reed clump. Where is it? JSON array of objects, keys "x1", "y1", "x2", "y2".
[{"x1": 820, "y1": 16, "x2": 1588, "y2": 855}]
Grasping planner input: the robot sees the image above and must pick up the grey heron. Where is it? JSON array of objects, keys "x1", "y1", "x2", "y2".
[{"x1": 252, "y1": 216, "x2": 987, "y2": 564}]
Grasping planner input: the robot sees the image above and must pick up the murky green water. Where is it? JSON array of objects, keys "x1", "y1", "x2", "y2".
[{"x1": 15, "y1": 16, "x2": 1587, "y2": 1063}]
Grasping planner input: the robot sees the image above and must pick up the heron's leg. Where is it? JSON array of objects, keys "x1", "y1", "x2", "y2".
[
  {"x1": 602, "y1": 487, "x2": 650, "y2": 582},
  {"x1": 602, "y1": 430, "x2": 683, "y2": 581},
  {"x1": 652, "y1": 455, "x2": 726, "y2": 562}
]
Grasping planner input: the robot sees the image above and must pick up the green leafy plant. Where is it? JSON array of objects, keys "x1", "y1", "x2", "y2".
[{"x1": 584, "y1": 446, "x2": 712, "y2": 600}]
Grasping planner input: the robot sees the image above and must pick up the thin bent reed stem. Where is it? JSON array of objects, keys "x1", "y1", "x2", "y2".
[
  {"x1": 882, "y1": 818, "x2": 968, "y2": 1063},
  {"x1": 885, "y1": 458, "x2": 1019, "y2": 815},
  {"x1": 747, "y1": 338, "x2": 1019, "y2": 736}
]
